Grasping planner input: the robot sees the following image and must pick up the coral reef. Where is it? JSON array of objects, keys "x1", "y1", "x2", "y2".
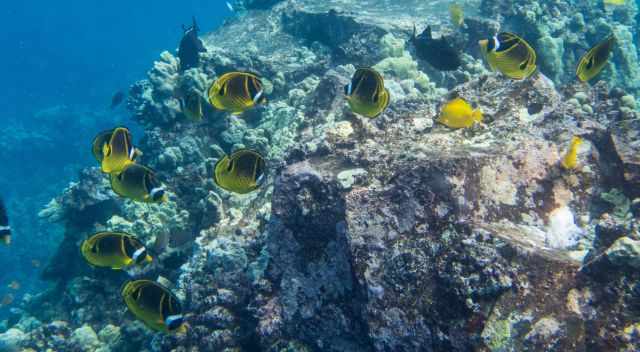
[{"x1": 7, "y1": 0, "x2": 640, "y2": 351}]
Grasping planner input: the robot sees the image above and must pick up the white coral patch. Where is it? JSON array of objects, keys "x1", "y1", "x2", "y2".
[{"x1": 546, "y1": 206, "x2": 582, "y2": 249}]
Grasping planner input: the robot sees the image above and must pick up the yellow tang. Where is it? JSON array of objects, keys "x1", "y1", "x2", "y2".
[
  {"x1": 110, "y1": 164, "x2": 168, "y2": 203},
  {"x1": 92, "y1": 127, "x2": 141, "y2": 174},
  {"x1": 179, "y1": 91, "x2": 204, "y2": 122},
  {"x1": 214, "y1": 149, "x2": 266, "y2": 194},
  {"x1": 561, "y1": 136, "x2": 583, "y2": 170},
  {"x1": 207, "y1": 72, "x2": 267, "y2": 115},
  {"x1": 449, "y1": 3, "x2": 464, "y2": 27},
  {"x1": 438, "y1": 98, "x2": 483, "y2": 128},
  {"x1": 344, "y1": 67, "x2": 391, "y2": 118},
  {"x1": 81, "y1": 231, "x2": 152, "y2": 269},
  {"x1": 121, "y1": 280, "x2": 186, "y2": 333},
  {"x1": 479, "y1": 32, "x2": 537, "y2": 80},
  {"x1": 576, "y1": 35, "x2": 616, "y2": 82}
]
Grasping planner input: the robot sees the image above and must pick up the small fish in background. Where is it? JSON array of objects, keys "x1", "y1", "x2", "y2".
[
  {"x1": 81, "y1": 232, "x2": 152, "y2": 269},
  {"x1": 110, "y1": 164, "x2": 168, "y2": 203},
  {"x1": 561, "y1": 136, "x2": 584, "y2": 170},
  {"x1": 7, "y1": 281, "x2": 20, "y2": 290},
  {"x1": 1, "y1": 293, "x2": 13, "y2": 307},
  {"x1": 226, "y1": 1, "x2": 235, "y2": 12},
  {"x1": 344, "y1": 67, "x2": 391, "y2": 118},
  {"x1": 92, "y1": 127, "x2": 141, "y2": 174},
  {"x1": 110, "y1": 91, "x2": 126, "y2": 109},
  {"x1": 178, "y1": 90, "x2": 204, "y2": 122},
  {"x1": 31, "y1": 259, "x2": 41, "y2": 268},
  {"x1": 411, "y1": 26, "x2": 462, "y2": 71},
  {"x1": 178, "y1": 17, "x2": 207, "y2": 72},
  {"x1": 576, "y1": 35, "x2": 616, "y2": 82},
  {"x1": 121, "y1": 280, "x2": 187, "y2": 333},
  {"x1": 208, "y1": 72, "x2": 267, "y2": 115},
  {"x1": 449, "y1": 3, "x2": 464, "y2": 27},
  {"x1": 478, "y1": 32, "x2": 537, "y2": 80},
  {"x1": 214, "y1": 149, "x2": 266, "y2": 194},
  {"x1": 438, "y1": 97, "x2": 483, "y2": 128},
  {"x1": 0, "y1": 197, "x2": 10, "y2": 245}
]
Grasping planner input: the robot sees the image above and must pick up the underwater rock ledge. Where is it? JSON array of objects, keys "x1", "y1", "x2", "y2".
[{"x1": 4, "y1": 0, "x2": 640, "y2": 351}]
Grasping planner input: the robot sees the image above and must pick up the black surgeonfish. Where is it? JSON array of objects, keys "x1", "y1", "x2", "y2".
[
  {"x1": 178, "y1": 17, "x2": 206, "y2": 72},
  {"x1": 344, "y1": 67, "x2": 390, "y2": 118},
  {"x1": 92, "y1": 127, "x2": 140, "y2": 174},
  {"x1": 576, "y1": 35, "x2": 616, "y2": 82},
  {"x1": 121, "y1": 280, "x2": 186, "y2": 333},
  {"x1": 111, "y1": 91, "x2": 125, "y2": 109},
  {"x1": 81, "y1": 231, "x2": 152, "y2": 269},
  {"x1": 214, "y1": 149, "x2": 266, "y2": 194},
  {"x1": 207, "y1": 72, "x2": 267, "y2": 115},
  {"x1": 0, "y1": 197, "x2": 10, "y2": 245},
  {"x1": 478, "y1": 32, "x2": 537, "y2": 80},
  {"x1": 110, "y1": 164, "x2": 167, "y2": 203},
  {"x1": 411, "y1": 26, "x2": 462, "y2": 71}
]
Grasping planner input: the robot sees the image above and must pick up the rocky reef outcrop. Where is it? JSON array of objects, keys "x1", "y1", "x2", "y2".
[{"x1": 5, "y1": 0, "x2": 640, "y2": 351}]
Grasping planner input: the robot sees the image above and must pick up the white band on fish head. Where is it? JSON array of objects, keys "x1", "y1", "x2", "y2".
[
  {"x1": 132, "y1": 247, "x2": 146, "y2": 262},
  {"x1": 129, "y1": 147, "x2": 136, "y2": 160},
  {"x1": 150, "y1": 187, "x2": 165, "y2": 198},
  {"x1": 0, "y1": 226, "x2": 10, "y2": 231},
  {"x1": 165, "y1": 314, "x2": 184, "y2": 330},
  {"x1": 346, "y1": 82, "x2": 353, "y2": 95},
  {"x1": 493, "y1": 36, "x2": 500, "y2": 50},
  {"x1": 252, "y1": 90, "x2": 264, "y2": 104}
]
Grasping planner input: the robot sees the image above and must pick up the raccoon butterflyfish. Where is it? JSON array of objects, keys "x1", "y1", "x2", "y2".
[
  {"x1": 449, "y1": 3, "x2": 464, "y2": 27},
  {"x1": 576, "y1": 35, "x2": 616, "y2": 82},
  {"x1": 479, "y1": 32, "x2": 537, "y2": 80},
  {"x1": 111, "y1": 91, "x2": 125, "y2": 109},
  {"x1": 178, "y1": 17, "x2": 206, "y2": 72},
  {"x1": 0, "y1": 197, "x2": 10, "y2": 245},
  {"x1": 207, "y1": 71, "x2": 267, "y2": 115},
  {"x1": 214, "y1": 149, "x2": 266, "y2": 194},
  {"x1": 121, "y1": 280, "x2": 187, "y2": 333},
  {"x1": 438, "y1": 97, "x2": 483, "y2": 128},
  {"x1": 344, "y1": 67, "x2": 391, "y2": 118},
  {"x1": 179, "y1": 90, "x2": 204, "y2": 121},
  {"x1": 92, "y1": 127, "x2": 141, "y2": 174},
  {"x1": 411, "y1": 26, "x2": 462, "y2": 71},
  {"x1": 81, "y1": 231, "x2": 152, "y2": 270},
  {"x1": 110, "y1": 164, "x2": 168, "y2": 203},
  {"x1": 604, "y1": 0, "x2": 625, "y2": 5},
  {"x1": 561, "y1": 136, "x2": 583, "y2": 170},
  {"x1": 7, "y1": 281, "x2": 19, "y2": 290}
]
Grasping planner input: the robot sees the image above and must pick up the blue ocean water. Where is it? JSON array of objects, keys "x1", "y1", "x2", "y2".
[{"x1": 0, "y1": 0, "x2": 231, "y2": 318}]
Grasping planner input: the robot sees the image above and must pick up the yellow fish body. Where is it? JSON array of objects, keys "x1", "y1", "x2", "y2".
[
  {"x1": 576, "y1": 35, "x2": 616, "y2": 82},
  {"x1": 345, "y1": 67, "x2": 391, "y2": 118},
  {"x1": 604, "y1": 0, "x2": 625, "y2": 5},
  {"x1": 81, "y1": 232, "x2": 152, "y2": 269},
  {"x1": 92, "y1": 127, "x2": 140, "y2": 174},
  {"x1": 214, "y1": 149, "x2": 266, "y2": 194},
  {"x1": 110, "y1": 164, "x2": 167, "y2": 203},
  {"x1": 561, "y1": 136, "x2": 583, "y2": 169},
  {"x1": 479, "y1": 32, "x2": 537, "y2": 80},
  {"x1": 449, "y1": 3, "x2": 464, "y2": 27},
  {"x1": 207, "y1": 72, "x2": 267, "y2": 115},
  {"x1": 438, "y1": 98, "x2": 483, "y2": 128},
  {"x1": 121, "y1": 280, "x2": 187, "y2": 333}
]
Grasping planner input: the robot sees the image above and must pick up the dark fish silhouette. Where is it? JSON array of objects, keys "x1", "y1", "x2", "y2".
[
  {"x1": 111, "y1": 91, "x2": 125, "y2": 109},
  {"x1": 178, "y1": 17, "x2": 207, "y2": 72},
  {"x1": 411, "y1": 26, "x2": 461, "y2": 71},
  {"x1": 0, "y1": 197, "x2": 10, "y2": 245}
]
